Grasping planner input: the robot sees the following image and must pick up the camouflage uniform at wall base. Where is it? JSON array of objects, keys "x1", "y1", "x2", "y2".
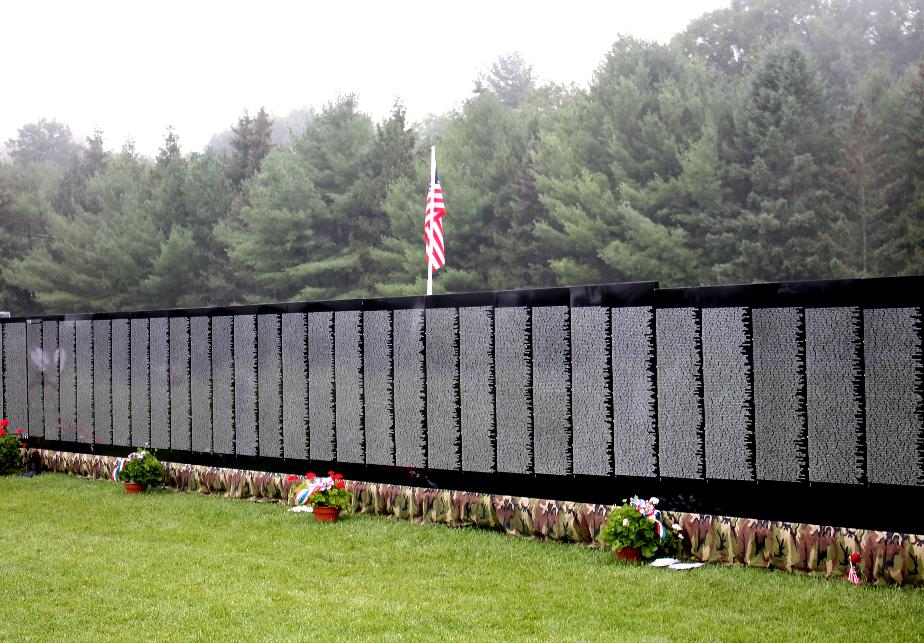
[{"x1": 33, "y1": 449, "x2": 924, "y2": 587}]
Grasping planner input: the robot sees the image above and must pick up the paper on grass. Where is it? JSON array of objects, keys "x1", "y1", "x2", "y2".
[
  {"x1": 668, "y1": 562, "x2": 704, "y2": 570},
  {"x1": 650, "y1": 558, "x2": 679, "y2": 567},
  {"x1": 289, "y1": 506, "x2": 314, "y2": 513}
]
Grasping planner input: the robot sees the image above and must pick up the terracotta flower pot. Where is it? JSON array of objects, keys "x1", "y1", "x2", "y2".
[
  {"x1": 313, "y1": 506, "x2": 342, "y2": 522},
  {"x1": 124, "y1": 482, "x2": 147, "y2": 494},
  {"x1": 615, "y1": 547, "x2": 642, "y2": 563}
]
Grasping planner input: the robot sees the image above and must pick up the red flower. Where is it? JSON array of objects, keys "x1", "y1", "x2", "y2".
[
  {"x1": 21, "y1": 442, "x2": 27, "y2": 448},
  {"x1": 332, "y1": 473, "x2": 344, "y2": 481},
  {"x1": 328, "y1": 470, "x2": 335, "y2": 476},
  {"x1": 15, "y1": 428, "x2": 23, "y2": 435},
  {"x1": 0, "y1": 419, "x2": 9, "y2": 428},
  {"x1": 850, "y1": 552, "x2": 861, "y2": 564},
  {"x1": 335, "y1": 480, "x2": 345, "y2": 489},
  {"x1": 306, "y1": 472, "x2": 316, "y2": 480},
  {"x1": 287, "y1": 475, "x2": 299, "y2": 481},
  {"x1": 0, "y1": 428, "x2": 6, "y2": 437}
]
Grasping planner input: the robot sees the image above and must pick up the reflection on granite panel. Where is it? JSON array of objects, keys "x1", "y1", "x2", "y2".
[
  {"x1": 612, "y1": 307, "x2": 657, "y2": 477},
  {"x1": 571, "y1": 307, "x2": 610, "y2": 476},
  {"x1": 363, "y1": 310, "x2": 394, "y2": 466},
  {"x1": 281, "y1": 313, "x2": 308, "y2": 461},
  {"x1": 233, "y1": 315, "x2": 257, "y2": 456},
  {"x1": 258, "y1": 314, "x2": 282, "y2": 458},
  {"x1": 805, "y1": 307, "x2": 862, "y2": 484},
  {"x1": 92, "y1": 321, "x2": 111, "y2": 445},
  {"x1": 169, "y1": 318, "x2": 191, "y2": 452},
  {"x1": 307, "y1": 312, "x2": 335, "y2": 461},
  {"x1": 532, "y1": 306, "x2": 571, "y2": 476},
  {"x1": 702, "y1": 307, "x2": 753, "y2": 481},
  {"x1": 26, "y1": 321, "x2": 44, "y2": 439},
  {"x1": 212, "y1": 316, "x2": 234, "y2": 455},
  {"x1": 76, "y1": 321, "x2": 93, "y2": 444},
  {"x1": 752, "y1": 308, "x2": 806, "y2": 482},
  {"x1": 150, "y1": 318, "x2": 170, "y2": 450},
  {"x1": 190, "y1": 316, "x2": 212, "y2": 452},
  {"x1": 495, "y1": 307, "x2": 532, "y2": 474},
  {"x1": 335, "y1": 310, "x2": 364, "y2": 464},
  {"x1": 426, "y1": 308, "x2": 460, "y2": 471},
  {"x1": 393, "y1": 309, "x2": 425, "y2": 468},
  {"x1": 111, "y1": 319, "x2": 130, "y2": 446},
  {"x1": 58, "y1": 321, "x2": 77, "y2": 442},
  {"x1": 0, "y1": 328, "x2": 3, "y2": 422},
  {"x1": 3, "y1": 324, "x2": 27, "y2": 434},
  {"x1": 656, "y1": 308, "x2": 704, "y2": 479},
  {"x1": 459, "y1": 306, "x2": 494, "y2": 473},
  {"x1": 864, "y1": 307, "x2": 924, "y2": 486},
  {"x1": 130, "y1": 319, "x2": 150, "y2": 447},
  {"x1": 43, "y1": 321, "x2": 61, "y2": 441}
]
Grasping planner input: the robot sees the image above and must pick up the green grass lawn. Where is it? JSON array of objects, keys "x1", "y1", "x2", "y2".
[{"x1": 1, "y1": 474, "x2": 922, "y2": 642}]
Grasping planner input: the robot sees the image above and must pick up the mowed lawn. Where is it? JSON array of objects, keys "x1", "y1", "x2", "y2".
[{"x1": 1, "y1": 475, "x2": 922, "y2": 642}]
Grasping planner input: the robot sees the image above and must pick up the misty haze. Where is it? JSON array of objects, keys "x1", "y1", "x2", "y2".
[{"x1": 1, "y1": 0, "x2": 922, "y2": 316}]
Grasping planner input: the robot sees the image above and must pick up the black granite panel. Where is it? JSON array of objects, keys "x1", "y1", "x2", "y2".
[
  {"x1": 43, "y1": 321, "x2": 60, "y2": 440},
  {"x1": 495, "y1": 306, "x2": 532, "y2": 474},
  {"x1": 281, "y1": 313, "x2": 308, "y2": 461},
  {"x1": 258, "y1": 314, "x2": 282, "y2": 457},
  {"x1": 864, "y1": 307, "x2": 924, "y2": 486},
  {"x1": 26, "y1": 322, "x2": 44, "y2": 438},
  {"x1": 612, "y1": 306, "x2": 657, "y2": 477},
  {"x1": 393, "y1": 308, "x2": 425, "y2": 468},
  {"x1": 190, "y1": 316, "x2": 212, "y2": 452},
  {"x1": 656, "y1": 308, "x2": 704, "y2": 479},
  {"x1": 363, "y1": 310, "x2": 394, "y2": 466},
  {"x1": 92, "y1": 321, "x2": 110, "y2": 445},
  {"x1": 571, "y1": 307, "x2": 610, "y2": 476},
  {"x1": 3, "y1": 324, "x2": 27, "y2": 434},
  {"x1": 212, "y1": 316, "x2": 234, "y2": 455},
  {"x1": 169, "y1": 318, "x2": 191, "y2": 452},
  {"x1": 0, "y1": 327, "x2": 3, "y2": 420},
  {"x1": 307, "y1": 312, "x2": 335, "y2": 461},
  {"x1": 75, "y1": 320, "x2": 93, "y2": 443},
  {"x1": 805, "y1": 307, "x2": 863, "y2": 484},
  {"x1": 335, "y1": 310, "x2": 364, "y2": 463},
  {"x1": 233, "y1": 315, "x2": 257, "y2": 456},
  {"x1": 111, "y1": 319, "x2": 130, "y2": 446},
  {"x1": 130, "y1": 319, "x2": 149, "y2": 447},
  {"x1": 752, "y1": 308, "x2": 806, "y2": 482},
  {"x1": 532, "y1": 306, "x2": 571, "y2": 476},
  {"x1": 459, "y1": 306, "x2": 494, "y2": 473},
  {"x1": 58, "y1": 321, "x2": 77, "y2": 442},
  {"x1": 426, "y1": 307, "x2": 460, "y2": 471},
  {"x1": 702, "y1": 307, "x2": 753, "y2": 480},
  {"x1": 150, "y1": 318, "x2": 169, "y2": 450}
]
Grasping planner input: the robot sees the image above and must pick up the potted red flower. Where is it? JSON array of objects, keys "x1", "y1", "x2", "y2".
[
  {"x1": 288, "y1": 471, "x2": 352, "y2": 522},
  {"x1": 0, "y1": 419, "x2": 28, "y2": 476}
]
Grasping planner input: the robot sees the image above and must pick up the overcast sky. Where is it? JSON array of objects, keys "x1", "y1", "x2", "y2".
[{"x1": 1, "y1": 0, "x2": 729, "y2": 157}]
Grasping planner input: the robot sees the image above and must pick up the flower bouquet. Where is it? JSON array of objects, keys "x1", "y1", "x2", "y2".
[
  {"x1": 0, "y1": 419, "x2": 27, "y2": 475},
  {"x1": 288, "y1": 471, "x2": 352, "y2": 522},
  {"x1": 599, "y1": 496, "x2": 682, "y2": 562},
  {"x1": 114, "y1": 449, "x2": 164, "y2": 493}
]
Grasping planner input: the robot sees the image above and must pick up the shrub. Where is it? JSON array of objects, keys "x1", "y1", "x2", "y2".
[
  {"x1": 120, "y1": 450, "x2": 164, "y2": 487},
  {"x1": 289, "y1": 471, "x2": 352, "y2": 510},
  {"x1": 0, "y1": 419, "x2": 26, "y2": 475},
  {"x1": 599, "y1": 497, "x2": 681, "y2": 560}
]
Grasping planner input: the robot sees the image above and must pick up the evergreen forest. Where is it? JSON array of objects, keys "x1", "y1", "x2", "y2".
[{"x1": 2, "y1": 0, "x2": 923, "y2": 315}]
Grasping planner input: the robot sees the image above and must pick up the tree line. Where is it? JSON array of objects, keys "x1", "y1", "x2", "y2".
[{"x1": 1, "y1": 0, "x2": 922, "y2": 316}]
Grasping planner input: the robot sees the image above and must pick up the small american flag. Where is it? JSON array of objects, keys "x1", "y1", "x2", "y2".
[{"x1": 424, "y1": 169, "x2": 446, "y2": 271}]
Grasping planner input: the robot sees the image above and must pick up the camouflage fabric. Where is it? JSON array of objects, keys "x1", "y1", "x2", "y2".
[{"x1": 30, "y1": 449, "x2": 924, "y2": 587}]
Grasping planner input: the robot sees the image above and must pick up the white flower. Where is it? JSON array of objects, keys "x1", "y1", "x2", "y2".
[
  {"x1": 673, "y1": 523, "x2": 681, "y2": 531},
  {"x1": 650, "y1": 497, "x2": 659, "y2": 505},
  {"x1": 622, "y1": 518, "x2": 629, "y2": 527}
]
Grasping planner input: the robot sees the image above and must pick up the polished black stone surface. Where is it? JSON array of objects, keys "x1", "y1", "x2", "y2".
[{"x1": 5, "y1": 276, "x2": 924, "y2": 532}]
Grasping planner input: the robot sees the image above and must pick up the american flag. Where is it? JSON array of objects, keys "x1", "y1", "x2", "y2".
[{"x1": 424, "y1": 169, "x2": 445, "y2": 271}]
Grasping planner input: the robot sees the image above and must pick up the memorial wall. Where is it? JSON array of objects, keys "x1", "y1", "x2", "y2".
[{"x1": 3, "y1": 277, "x2": 922, "y2": 528}]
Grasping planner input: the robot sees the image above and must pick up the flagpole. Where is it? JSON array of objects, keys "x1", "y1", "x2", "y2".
[{"x1": 426, "y1": 146, "x2": 436, "y2": 296}]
